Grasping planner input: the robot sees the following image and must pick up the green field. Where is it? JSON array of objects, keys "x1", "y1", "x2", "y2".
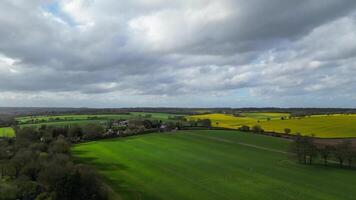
[
  {"x1": 1, "y1": 112, "x2": 184, "y2": 137},
  {"x1": 17, "y1": 112, "x2": 184, "y2": 125},
  {"x1": 20, "y1": 119, "x2": 108, "y2": 128},
  {"x1": 240, "y1": 112, "x2": 290, "y2": 120},
  {"x1": 16, "y1": 114, "x2": 131, "y2": 124},
  {"x1": 0, "y1": 127, "x2": 15, "y2": 137},
  {"x1": 188, "y1": 113, "x2": 356, "y2": 138},
  {"x1": 73, "y1": 130, "x2": 356, "y2": 200}
]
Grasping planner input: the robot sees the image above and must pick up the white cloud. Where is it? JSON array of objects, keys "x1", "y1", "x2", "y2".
[{"x1": 1, "y1": 0, "x2": 356, "y2": 107}]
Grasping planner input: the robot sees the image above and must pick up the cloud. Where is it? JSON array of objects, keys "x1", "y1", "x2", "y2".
[{"x1": 0, "y1": 0, "x2": 356, "y2": 107}]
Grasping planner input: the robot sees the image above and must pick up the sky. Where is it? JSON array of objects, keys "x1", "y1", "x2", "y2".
[{"x1": 1, "y1": 0, "x2": 356, "y2": 108}]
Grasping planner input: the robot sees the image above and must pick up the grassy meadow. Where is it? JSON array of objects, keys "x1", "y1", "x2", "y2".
[
  {"x1": 0, "y1": 127, "x2": 15, "y2": 137},
  {"x1": 73, "y1": 130, "x2": 356, "y2": 200},
  {"x1": 239, "y1": 112, "x2": 290, "y2": 119},
  {"x1": 0, "y1": 112, "x2": 184, "y2": 137},
  {"x1": 17, "y1": 112, "x2": 183, "y2": 125},
  {"x1": 188, "y1": 113, "x2": 356, "y2": 138},
  {"x1": 16, "y1": 114, "x2": 130, "y2": 124}
]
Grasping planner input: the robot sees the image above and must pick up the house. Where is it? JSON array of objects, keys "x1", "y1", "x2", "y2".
[
  {"x1": 112, "y1": 120, "x2": 129, "y2": 127},
  {"x1": 159, "y1": 124, "x2": 170, "y2": 132},
  {"x1": 103, "y1": 129, "x2": 115, "y2": 137}
]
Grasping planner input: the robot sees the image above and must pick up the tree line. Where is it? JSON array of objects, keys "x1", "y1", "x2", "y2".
[
  {"x1": 0, "y1": 115, "x2": 16, "y2": 127},
  {"x1": 290, "y1": 134, "x2": 355, "y2": 168},
  {"x1": 0, "y1": 126, "x2": 108, "y2": 200},
  {"x1": 0, "y1": 117, "x2": 200, "y2": 199}
]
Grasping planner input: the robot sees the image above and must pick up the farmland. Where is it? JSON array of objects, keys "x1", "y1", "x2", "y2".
[
  {"x1": 188, "y1": 113, "x2": 356, "y2": 138},
  {"x1": 187, "y1": 113, "x2": 257, "y2": 129},
  {"x1": 0, "y1": 112, "x2": 185, "y2": 138},
  {"x1": 17, "y1": 112, "x2": 184, "y2": 125},
  {"x1": 73, "y1": 130, "x2": 356, "y2": 200},
  {"x1": 0, "y1": 127, "x2": 15, "y2": 137},
  {"x1": 259, "y1": 115, "x2": 356, "y2": 138}
]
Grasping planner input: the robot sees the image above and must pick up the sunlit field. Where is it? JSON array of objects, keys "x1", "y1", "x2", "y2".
[
  {"x1": 0, "y1": 127, "x2": 15, "y2": 137},
  {"x1": 240, "y1": 112, "x2": 290, "y2": 120},
  {"x1": 73, "y1": 130, "x2": 356, "y2": 200},
  {"x1": 259, "y1": 115, "x2": 356, "y2": 138},
  {"x1": 188, "y1": 113, "x2": 356, "y2": 138},
  {"x1": 187, "y1": 113, "x2": 257, "y2": 129},
  {"x1": 17, "y1": 112, "x2": 184, "y2": 125}
]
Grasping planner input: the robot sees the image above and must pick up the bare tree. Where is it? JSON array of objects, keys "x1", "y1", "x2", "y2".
[
  {"x1": 290, "y1": 134, "x2": 317, "y2": 165},
  {"x1": 334, "y1": 140, "x2": 352, "y2": 167},
  {"x1": 319, "y1": 145, "x2": 333, "y2": 166}
]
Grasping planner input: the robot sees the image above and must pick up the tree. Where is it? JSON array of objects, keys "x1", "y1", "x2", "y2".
[
  {"x1": 284, "y1": 128, "x2": 291, "y2": 134},
  {"x1": 346, "y1": 152, "x2": 355, "y2": 168},
  {"x1": 344, "y1": 144, "x2": 355, "y2": 168},
  {"x1": 319, "y1": 145, "x2": 333, "y2": 166},
  {"x1": 1, "y1": 124, "x2": 109, "y2": 200},
  {"x1": 21, "y1": 160, "x2": 41, "y2": 181},
  {"x1": 38, "y1": 160, "x2": 75, "y2": 199},
  {"x1": 142, "y1": 120, "x2": 153, "y2": 129},
  {"x1": 11, "y1": 149, "x2": 35, "y2": 178},
  {"x1": 16, "y1": 127, "x2": 41, "y2": 144},
  {"x1": 68, "y1": 126, "x2": 83, "y2": 140},
  {"x1": 38, "y1": 162, "x2": 107, "y2": 200},
  {"x1": 82, "y1": 124, "x2": 104, "y2": 140},
  {"x1": 289, "y1": 134, "x2": 317, "y2": 165},
  {"x1": 334, "y1": 141, "x2": 352, "y2": 167},
  {"x1": 198, "y1": 119, "x2": 212, "y2": 128},
  {"x1": 49, "y1": 126, "x2": 69, "y2": 138},
  {"x1": 290, "y1": 134, "x2": 305, "y2": 164},
  {"x1": 0, "y1": 140, "x2": 10, "y2": 178},
  {"x1": 306, "y1": 138, "x2": 318, "y2": 165},
  {"x1": 74, "y1": 164, "x2": 108, "y2": 200},
  {"x1": 0, "y1": 115, "x2": 16, "y2": 127},
  {"x1": 252, "y1": 125, "x2": 263, "y2": 133},
  {"x1": 49, "y1": 136, "x2": 71, "y2": 155},
  {"x1": 15, "y1": 180, "x2": 42, "y2": 200},
  {"x1": 239, "y1": 125, "x2": 250, "y2": 132}
]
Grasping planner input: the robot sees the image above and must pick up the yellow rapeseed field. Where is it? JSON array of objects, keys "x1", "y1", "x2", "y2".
[
  {"x1": 187, "y1": 113, "x2": 258, "y2": 129},
  {"x1": 187, "y1": 113, "x2": 356, "y2": 138}
]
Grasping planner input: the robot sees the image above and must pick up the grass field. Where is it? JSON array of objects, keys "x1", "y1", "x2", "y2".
[
  {"x1": 73, "y1": 130, "x2": 356, "y2": 200},
  {"x1": 239, "y1": 112, "x2": 289, "y2": 120},
  {"x1": 17, "y1": 112, "x2": 184, "y2": 125},
  {"x1": 0, "y1": 127, "x2": 15, "y2": 137},
  {"x1": 3, "y1": 112, "x2": 184, "y2": 137},
  {"x1": 188, "y1": 113, "x2": 356, "y2": 138},
  {"x1": 20, "y1": 119, "x2": 108, "y2": 128}
]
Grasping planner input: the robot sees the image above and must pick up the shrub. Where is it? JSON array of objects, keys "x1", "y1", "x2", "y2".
[
  {"x1": 252, "y1": 125, "x2": 264, "y2": 133},
  {"x1": 239, "y1": 125, "x2": 250, "y2": 132},
  {"x1": 284, "y1": 128, "x2": 291, "y2": 134}
]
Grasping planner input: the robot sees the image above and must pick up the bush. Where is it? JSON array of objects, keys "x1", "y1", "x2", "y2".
[
  {"x1": 252, "y1": 125, "x2": 264, "y2": 133},
  {"x1": 82, "y1": 124, "x2": 104, "y2": 140},
  {"x1": 68, "y1": 126, "x2": 83, "y2": 139},
  {"x1": 284, "y1": 128, "x2": 291, "y2": 134},
  {"x1": 239, "y1": 125, "x2": 250, "y2": 132},
  {"x1": 197, "y1": 119, "x2": 212, "y2": 128}
]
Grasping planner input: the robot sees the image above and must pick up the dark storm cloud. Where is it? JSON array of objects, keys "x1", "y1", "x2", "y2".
[{"x1": 0, "y1": 0, "x2": 356, "y2": 107}]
